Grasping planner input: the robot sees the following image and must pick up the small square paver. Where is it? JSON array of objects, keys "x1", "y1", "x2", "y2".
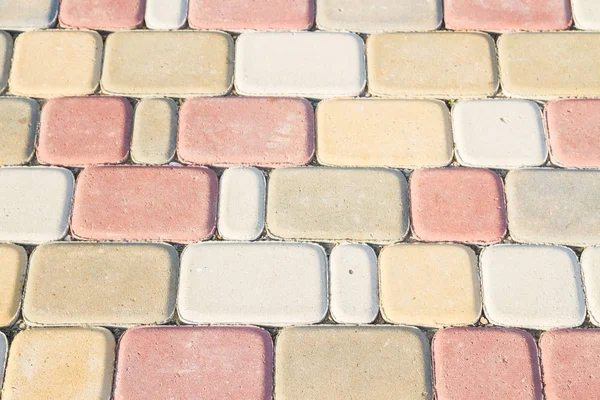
[
  {"x1": 0, "y1": 243, "x2": 26, "y2": 327},
  {"x1": 59, "y1": 0, "x2": 145, "y2": 30},
  {"x1": 0, "y1": 97, "x2": 39, "y2": 166},
  {"x1": 433, "y1": 327, "x2": 542, "y2": 400},
  {"x1": 572, "y1": 0, "x2": 600, "y2": 30},
  {"x1": 581, "y1": 247, "x2": 600, "y2": 326},
  {"x1": 131, "y1": 98, "x2": 177, "y2": 165},
  {"x1": 0, "y1": 0, "x2": 58, "y2": 30},
  {"x1": 145, "y1": 0, "x2": 187, "y2": 30}
]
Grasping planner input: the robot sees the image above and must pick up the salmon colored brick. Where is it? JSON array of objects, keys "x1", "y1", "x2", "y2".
[
  {"x1": 37, "y1": 97, "x2": 132, "y2": 167},
  {"x1": 410, "y1": 168, "x2": 506, "y2": 244},
  {"x1": 71, "y1": 166, "x2": 217, "y2": 243},
  {"x1": 178, "y1": 97, "x2": 314, "y2": 167},
  {"x1": 59, "y1": 0, "x2": 146, "y2": 30}
]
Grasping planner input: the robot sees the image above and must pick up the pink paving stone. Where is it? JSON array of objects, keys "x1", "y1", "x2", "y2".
[
  {"x1": 59, "y1": 0, "x2": 145, "y2": 30},
  {"x1": 188, "y1": 0, "x2": 314, "y2": 30},
  {"x1": 178, "y1": 97, "x2": 314, "y2": 167},
  {"x1": 410, "y1": 168, "x2": 506, "y2": 244},
  {"x1": 540, "y1": 329, "x2": 600, "y2": 400},
  {"x1": 433, "y1": 327, "x2": 542, "y2": 400},
  {"x1": 71, "y1": 166, "x2": 217, "y2": 242},
  {"x1": 113, "y1": 326, "x2": 273, "y2": 400},
  {"x1": 546, "y1": 99, "x2": 600, "y2": 168},
  {"x1": 37, "y1": 97, "x2": 132, "y2": 167},
  {"x1": 444, "y1": 0, "x2": 572, "y2": 31}
]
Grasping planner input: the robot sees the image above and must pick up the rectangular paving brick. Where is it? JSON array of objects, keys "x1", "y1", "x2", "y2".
[
  {"x1": 145, "y1": 0, "x2": 187, "y2": 30},
  {"x1": 0, "y1": 243, "x2": 26, "y2": 327},
  {"x1": 367, "y1": 32, "x2": 498, "y2": 98},
  {"x1": 0, "y1": 0, "x2": 58, "y2": 30},
  {"x1": 59, "y1": 0, "x2": 145, "y2": 30},
  {"x1": 316, "y1": 99, "x2": 452, "y2": 168},
  {"x1": 23, "y1": 242, "x2": 178, "y2": 326},
  {"x1": 178, "y1": 97, "x2": 314, "y2": 167},
  {"x1": 499, "y1": 33, "x2": 600, "y2": 98},
  {"x1": 131, "y1": 98, "x2": 177, "y2": 165},
  {"x1": 178, "y1": 242, "x2": 327, "y2": 325},
  {"x1": 0, "y1": 332, "x2": 5, "y2": 391},
  {"x1": 581, "y1": 247, "x2": 600, "y2": 326},
  {"x1": 572, "y1": 0, "x2": 600, "y2": 30},
  {"x1": 235, "y1": 32, "x2": 365, "y2": 98},
  {"x1": 267, "y1": 167, "x2": 409, "y2": 242},
  {"x1": 275, "y1": 326, "x2": 432, "y2": 400},
  {"x1": 71, "y1": 166, "x2": 217, "y2": 242},
  {"x1": 102, "y1": 31, "x2": 233, "y2": 97},
  {"x1": 0, "y1": 32, "x2": 11, "y2": 93},
  {"x1": 114, "y1": 326, "x2": 273, "y2": 400},
  {"x1": 0, "y1": 97, "x2": 39, "y2": 166}
]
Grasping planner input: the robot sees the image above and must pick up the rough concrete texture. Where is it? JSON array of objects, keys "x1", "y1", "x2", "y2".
[
  {"x1": 131, "y1": 98, "x2": 177, "y2": 165},
  {"x1": 0, "y1": 97, "x2": 39, "y2": 166},
  {"x1": 0, "y1": 243, "x2": 26, "y2": 327}
]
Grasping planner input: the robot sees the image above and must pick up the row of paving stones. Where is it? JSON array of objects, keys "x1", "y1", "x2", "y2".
[
  {"x1": 0, "y1": 325, "x2": 598, "y2": 399},
  {"x1": 0, "y1": 30, "x2": 600, "y2": 98}
]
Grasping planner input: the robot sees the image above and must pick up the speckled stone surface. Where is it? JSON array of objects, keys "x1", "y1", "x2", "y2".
[
  {"x1": 130, "y1": 98, "x2": 177, "y2": 165},
  {"x1": 0, "y1": 97, "x2": 39, "y2": 166},
  {"x1": 0, "y1": 243, "x2": 26, "y2": 327},
  {"x1": 0, "y1": 0, "x2": 58, "y2": 30},
  {"x1": 581, "y1": 247, "x2": 600, "y2": 326},
  {"x1": 59, "y1": 0, "x2": 145, "y2": 30}
]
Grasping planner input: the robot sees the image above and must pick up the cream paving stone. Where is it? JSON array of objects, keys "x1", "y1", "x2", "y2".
[
  {"x1": 329, "y1": 244, "x2": 379, "y2": 324},
  {"x1": 145, "y1": 0, "x2": 188, "y2": 30},
  {"x1": 2, "y1": 328, "x2": 115, "y2": 400},
  {"x1": 0, "y1": 332, "x2": 5, "y2": 390},
  {"x1": 316, "y1": 0, "x2": 442, "y2": 32},
  {"x1": 0, "y1": 167, "x2": 74, "y2": 244},
  {"x1": 452, "y1": 99, "x2": 547, "y2": 168},
  {"x1": 580, "y1": 247, "x2": 600, "y2": 326},
  {"x1": 0, "y1": 244, "x2": 26, "y2": 327},
  {"x1": 102, "y1": 31, "x2": 234, "y2": 97},
  {"x1": 9, "y1": 30, "x2": 102, "y2": 98},
  {"x1": 131, "y1": 98, "x2": 177, "y2": 164},
  {"x1": 218, "y1": 167, "x2": 266, "y2": 241},
  {"x1": 0, "y1": 0, "x2": 58, "y2": 30},
  {"x1": 0, "y1": 97, "x2": 39, "y2": 166},
  {"x1": 572, "y1": 0, "x2": 600, "y2": 30},
  {"x1": 506, "y1": 169, "x2": 600, "y2": 246},
  {"x1": 267, "y1": 167, "x2": 409, "y2": 243},
  {"x1": 379, "y1": 243, "x2": 481, "y2": 328},
  {"x1": 498, "y1": 33, "x2": 600, "y2": 98},
  {"x1": 275, "y1": 326, "x2": 432, "y2": 400},
  {"x1": 235, "y1": 32, "x2": 366, "y2": 98},
  {"x1": 481, "y1": 245, "x2": 586, "y2": 330},
  {"x1": 23, "y1": 242, "x2": 178, "y2": 327},
  {"x1": 178, "y1": 242, "x2": 328, "y2": 326},
  {"x1": 367, "y1": 32, "x2": 498, "y2": 98},
  {"x1": 316, "y1": 99, "x2": 452, "y2": 168},
  {"x1": 0, "y1": 32, "x2": 12, "y2": 93}
]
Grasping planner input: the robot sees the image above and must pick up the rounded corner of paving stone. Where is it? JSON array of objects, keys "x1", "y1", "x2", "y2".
[{"x1": 0, "y1": 243, "x2": 27, "y2": 328}]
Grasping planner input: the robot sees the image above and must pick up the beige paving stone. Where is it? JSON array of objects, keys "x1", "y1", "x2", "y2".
[
  {"x1": 131, "y1": 98, "x2": 177, "y2": 164},
  {"x1": 316, "y1": 99, "x2": 452, "y2": 167},
  {"x1": 0, "y1": 32, "x2": 11, "y2": 94},
  {"x1": 102, "y1": 31, "x2": 234, "y2": 97},
  {"x1": 266, "y1": 167, "x2": 409, "y2": 243},
  {"x1": 9, "y1": 30, "x2": 102, "y2": 98},
  {"x1": 0, "y1": 97, "x2": 39, "y2": 166},
  {"x1": 498, "y1": 33, "x2": 600, "y2": 99},
  {"x1": 275, "y1": 326, "x2": 432, "y2": 400},
  {"x1": 0, "y1": 243, "x2": 26, "y2": 327},
  {"x1": 2, "y1": 328, "x2": 115, "y2": 400},
  {"x1": 367, "y1": 32, "x2": 498, "y2": 98}
]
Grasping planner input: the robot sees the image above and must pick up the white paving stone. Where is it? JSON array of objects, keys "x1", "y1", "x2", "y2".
[
  {"x1": 145, "y1": 0, "x2": 188, "y2": 30},
  {"x1": 0, "y1": 332, "x2": 5, "y2": 390},
  {"x1": 329, "y1": 244, "x2": 379, "y2": 324},
  {"x1": 581, "y1": 247, "x2": 600, "y2": 326},
  {"x1": 0, "y1": 0, "x2": 58, "y2": 30},
  {"x1": 178, "y1": 242, "x2": 328, "y2": 326},
  {"x1": 453, "y1": 99, "x2": 547, "y2": 168},
  {"x1": 481, "y1": 245, "x2": 586, "y2": 330},
  {"x1": 572, "y1": 0, "x2": 600, "y2": 30}
]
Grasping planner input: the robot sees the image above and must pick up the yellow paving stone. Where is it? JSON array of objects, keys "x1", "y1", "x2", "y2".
[
  {"x1": 0, "y1": 98, "x2": 39, "y2": 166},
  {"x1": 131, "y1": 98, "x2": 177, "y2": 164},
  {"x1": 0, "y1": 244, "x2": 26, "y2": 327},
  {"x1": 0, "y1": 32, "x2": 11, "y2": 93}
]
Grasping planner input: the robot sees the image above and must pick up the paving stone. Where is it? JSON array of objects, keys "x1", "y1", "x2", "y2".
[
  {"x1": 114, "y1": 326, "x2": 273, "y2": 400},
  {"x1": 59, "y1": 0, "x2": 145, "y2": 30},
  {"x1": 178, "y1": 242, "x2": 327, "y2": 325},
  {"x1": 131, "y1": 98, "x2": 177, "y2": 165},
  {"x1": 23, "y1": 242, "x2": 178, "y2": 326},
  {"x1": 267, "y1": 167, "x2": 409, "y2": 243},
  {"x1": 189, "y1": 0, "x2": 313, "y2": 30},
  {"x1": 410, "y1": 168, "x2": 506, "y2": 244},
  {"x1": 102, "y1": 31, "x2": 233, "y2": 97},
  {"x1": 0, "y1": 243, "x2": 26, "y2": 327},
  {"x1": 178, "y1": 97, "x2": 314, "y2": 167},
  {"x1": 481, "y1": 245, "x2": 586, "y2": 329},
  {"x1": 218, "y1": 167, "x2": 266, "y2": 241},
  {"x1": 0, "y1": 32, "x2": 12, "y2": 93},
  {"x1": 71, "y1": 166, "x2": 217, "y2": 242},
  {"x1": 329, "y1": 244, "x2": 379, "y2": 324},
  {"x1": 145, "y1": 0, "x2": 188, "y2": 30},
  {"x1": 499, "y1": 33, "x2": 600, "y2": 98},
  {"x1": 453, "y1": 100, "x2": 547, "y2": 168},
  {"x1": 380, "y1": 243, "x2": 481, "y2": 328},
  {"x1": 316, "y1": 99, "x2": 452, "y2": 168},
  {"x1": 275, "y1": 326, "x2": 432, "y2": 400},
  {"x1": 9, "y1": 30, "x2": 102, "y2": 98},
  {"x1": 433, "y1": 327, "x2": 542, "y2": 400},
  {"x1": 38, "y1": 96, "x2": 132, "y2": 166},
  {"x1": 0, "y1": 167, "x2": 74, "y2": 244},
  {"x1": 444, "y1": 0, "x2": 571, "y2": 31},
  {"x1": 0, "y1": 332, "x2": 5, "y2": 390},
  {"x1": 540, "y1": 329, "x2": 600, "y2": 400},
  {"x1": 0, "y1": 97, "x2": 39, "y2": 166},
  {"x1": 581, "y1": 247, "x2": 600, "y2": 326},
  {"x1": 367, "y1": 32, "x2": 498, "y2": 98},
  {"x1": 235, "y1": 32, "x2": 365, "y2": 98},
  {"x1": 572, "y1": 0, "x2": 600, "y2": 30},
  {"x1": 505, "y1": 169, "x2": 600, "y2": 245},
  {"x1": 316, "y1": 0, "x2": 442, "y2": 32},
  {"x1": 546, "y1": 99, "x2": 600, "y2": 168},
  {"x1": 0, "y1": 0, "x2": 58, "y2": 30},
  {"x1": 2, "y1": 328, "x2": 115, "y2": 400}
]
